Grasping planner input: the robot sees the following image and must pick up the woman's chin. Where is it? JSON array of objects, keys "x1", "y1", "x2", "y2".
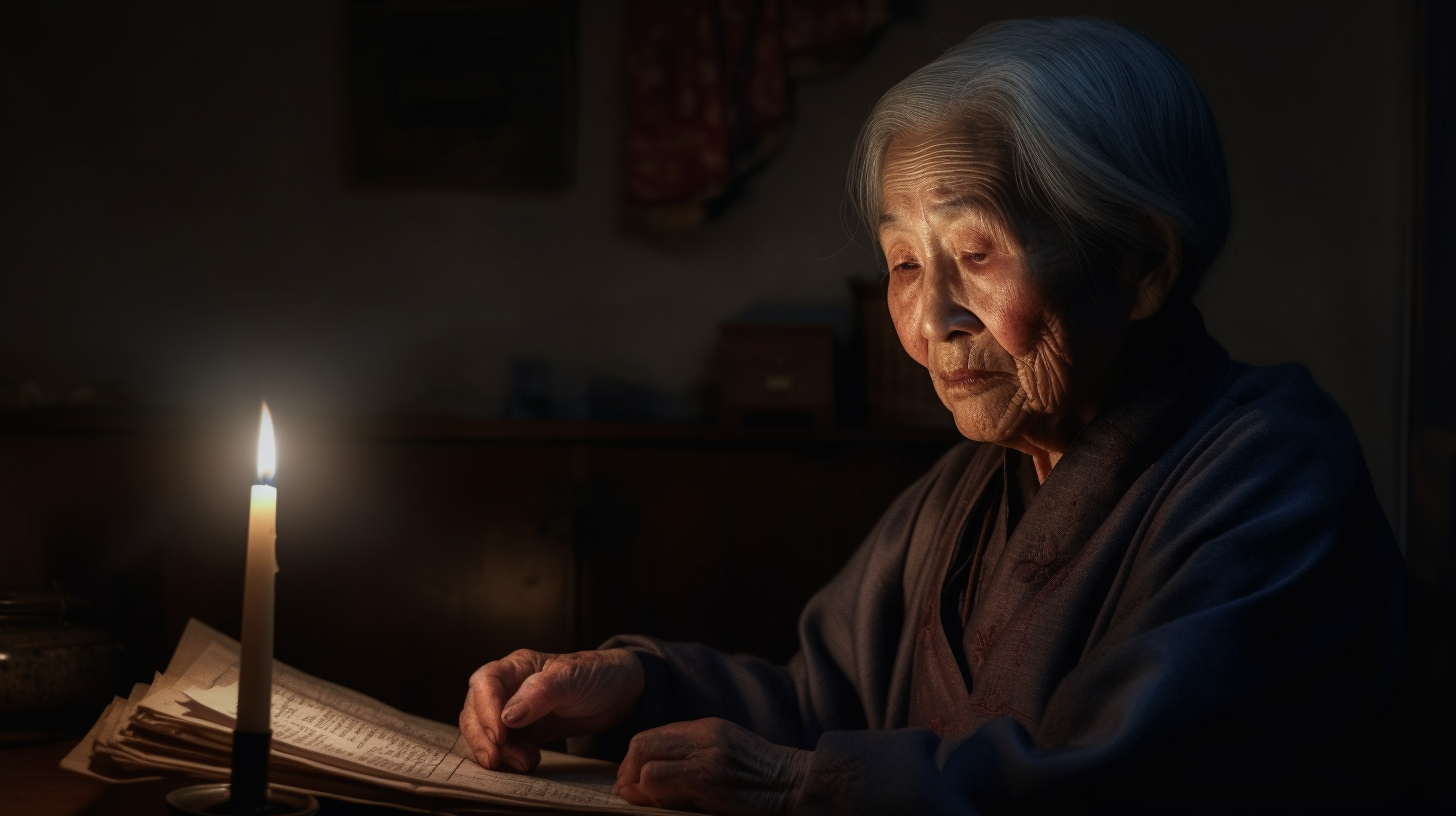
[
  {"x1": 936, "y1": 383, "x2": 1025, "y2": 445},
  {"x1": 946, "y1": 403, "x2": 1026, "y2": 447}
]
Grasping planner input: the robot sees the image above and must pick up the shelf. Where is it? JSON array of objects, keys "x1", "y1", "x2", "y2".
[{"x1": 0, "y1": 409, "x2": 964, "y2": 449}]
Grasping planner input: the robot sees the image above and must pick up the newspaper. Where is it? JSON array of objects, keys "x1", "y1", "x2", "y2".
[{"x1": 61, "y1": 619, "x2": 686, "y2": 815}]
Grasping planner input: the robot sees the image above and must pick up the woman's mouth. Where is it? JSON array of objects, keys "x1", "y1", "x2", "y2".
[{"x1": 936, "y1": 368, "x2": 1007, "y2": 391}]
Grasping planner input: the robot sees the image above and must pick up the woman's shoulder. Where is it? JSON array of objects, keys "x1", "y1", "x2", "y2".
[
  {"x1": 1213, "y1": 360, "x2": 1359, "y2": 443},
  {"x1": 1219, "y1": 359, "x2": 1344, "y2": 410},
  {"x1": 1178, "y1": 358, "x2": 1373, "y2": 498}
]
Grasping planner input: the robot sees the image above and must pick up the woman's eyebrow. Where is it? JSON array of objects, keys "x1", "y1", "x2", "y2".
[
  {"x1": 929, "y1": 194, "x2": 989, "y2": 216},
  {"x1": 880, "y1": 196, "x2": 988, "y2": 227}
]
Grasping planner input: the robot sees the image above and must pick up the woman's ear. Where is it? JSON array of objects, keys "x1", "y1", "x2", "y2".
[{"x1": 1129, "y1": 218, "x2": 1183, "y2": 321}]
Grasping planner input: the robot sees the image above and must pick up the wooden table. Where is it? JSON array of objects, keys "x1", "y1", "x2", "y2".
[
  {"x1": 0, "y1": 741, "x2": 495, "y2": 815},
  {"x1": 3, "y1": 741, "x2": 176, "y2": 816}
]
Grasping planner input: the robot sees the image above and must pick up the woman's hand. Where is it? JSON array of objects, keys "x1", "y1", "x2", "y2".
[
  {"x1": 615, "y1": 718, "x2": 810, "y2": 816},
  {"x1": 459, "y1": 648, "x2": 644, "y2": 773}
]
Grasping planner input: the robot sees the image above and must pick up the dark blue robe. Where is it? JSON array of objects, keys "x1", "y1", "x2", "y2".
[{"x1": 591, "y1": 304, "x2": 1406, "y2": 813}]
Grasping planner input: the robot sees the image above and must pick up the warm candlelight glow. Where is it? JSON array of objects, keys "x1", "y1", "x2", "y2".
[{"x1": 256, "y1": 403, "x2": 276, "y2": 483}]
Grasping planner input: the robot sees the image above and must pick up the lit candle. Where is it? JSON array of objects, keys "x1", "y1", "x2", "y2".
[{"x1": 237, "y1": 402, "x2": 277, "y2": 735}]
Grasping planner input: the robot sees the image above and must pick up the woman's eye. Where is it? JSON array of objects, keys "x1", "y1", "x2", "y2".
[
  {"x1": 891, "y1": 261, "x2": 921, "y2": 273},
  {"x1": 962, "y1": 251, "x2": 989, "y2": 264}
]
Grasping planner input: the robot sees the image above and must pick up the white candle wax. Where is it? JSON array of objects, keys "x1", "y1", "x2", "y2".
[{"x1": 237, "y1": 405, "x2": 278, "y2": 734}]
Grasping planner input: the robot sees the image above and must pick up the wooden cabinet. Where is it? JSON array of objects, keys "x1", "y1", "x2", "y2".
[{"x1": 0, "y1": 412, "x2": 959, "y2": 725}]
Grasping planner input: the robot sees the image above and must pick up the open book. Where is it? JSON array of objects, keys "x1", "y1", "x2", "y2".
[{"x1": 62, "y1": 619, "x2": 686, "y2": 814}]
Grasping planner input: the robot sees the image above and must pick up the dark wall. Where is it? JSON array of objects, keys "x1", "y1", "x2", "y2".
[
  {"x1": 1402, "y1": 0, "x2": 1456, "y2": 768},
  {"x1": 0, "y1": 0, "x2": 1415, "y2": 523}
]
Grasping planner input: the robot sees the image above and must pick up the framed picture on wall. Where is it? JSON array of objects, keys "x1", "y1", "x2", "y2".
[{"x1": 345, "y1": 0, "x2": 577, "y2": 191}]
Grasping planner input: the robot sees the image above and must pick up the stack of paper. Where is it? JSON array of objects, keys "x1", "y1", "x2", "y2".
[{"x1": 62, "y1": 619, "x2": 679, "y2": 814}]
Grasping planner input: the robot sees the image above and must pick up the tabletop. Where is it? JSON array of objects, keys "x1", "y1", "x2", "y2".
[{"x1": 0, "y1": 741, "x2": 581, "y2": 816}]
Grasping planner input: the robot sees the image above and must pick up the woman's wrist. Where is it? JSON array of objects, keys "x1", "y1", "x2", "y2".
[
  {"x1": 776, "y1": 747, "x2": 812, "y2": 816},
  {"x1": 604, "y1": 647, "x2": 647, "y2": 727}
]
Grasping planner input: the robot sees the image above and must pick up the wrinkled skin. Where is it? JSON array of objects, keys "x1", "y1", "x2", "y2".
[
  {"x1": 615, "y1": 718, "x2": 809, "y2": 815},
  {"x1": 460, "y1": 648, "x2": 644, "y2": 773},
  {"x1": 878, "y1": 125, "x2": 1179, "y2": 480},
  {"x1": 460, "y1": 123, "x2": 1183, "y2": 814},
  {"x1": 460, "y1": 649, "x2": 805, "y2": 814}
]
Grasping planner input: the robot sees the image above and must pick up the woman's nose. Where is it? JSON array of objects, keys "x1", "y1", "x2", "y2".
[{"x1": 919, "y1": 257, "x2": 984, "y2": 343}]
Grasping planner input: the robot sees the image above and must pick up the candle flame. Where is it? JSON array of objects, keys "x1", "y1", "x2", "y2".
[{"x1": 257, "y1": 402, "x2": 276, "y2": 483}]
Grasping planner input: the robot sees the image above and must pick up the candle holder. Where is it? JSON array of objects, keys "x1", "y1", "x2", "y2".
[
  {"x1": 163, "y1": 731, "x2": 319, "y2": 815},
  {"x1": 164, "y1": 784, "x2": 318, "y2": 816}
]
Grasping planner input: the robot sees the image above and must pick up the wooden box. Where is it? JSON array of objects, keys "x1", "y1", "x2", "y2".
[{"x1": 718, "y1": 323, "x2": 835, "y2": 426}]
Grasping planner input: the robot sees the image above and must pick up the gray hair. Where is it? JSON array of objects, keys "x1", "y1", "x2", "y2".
[{"x1": 851, "y1": 18, "x2": 1231, "y2": 299}]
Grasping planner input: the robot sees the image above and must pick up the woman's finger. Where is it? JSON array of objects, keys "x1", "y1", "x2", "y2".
[
  {"x1": 500, "y1": 659, "x2": 579, "y2": 729},
  {"x1": 616, "y1": 759, "x2": 702, "y2": 810},
  {"x1": 458, "y1": 689, "x2": 500, "y2": 769},
  {"x1": 515, "y1": 736, "x2": 543, "y2": 773},
  {"x1": 616, "y1": 723, "x2": 698, "y2": 791},
  {"x1": 471, "y1": 651, "x2": 552, "y2": 748},
  {"x1": 498, "y1": 737, "x2": 541, "y2": 774}
]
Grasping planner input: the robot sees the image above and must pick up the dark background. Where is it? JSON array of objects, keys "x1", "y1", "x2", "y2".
[{"x1": 0, "y1": 0, "x2": 1449, "y2": 784}]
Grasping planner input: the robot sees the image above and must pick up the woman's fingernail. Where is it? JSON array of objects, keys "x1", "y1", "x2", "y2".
[
  {"x1": 507, "y1": 757, "x2": 527, "y2": 773},
  {"x1": 483, "y1": 727, "x2": 496, "y2": 744},
  {"x1": 502, "y1": 705, "x2": 523, "y2": 723}
]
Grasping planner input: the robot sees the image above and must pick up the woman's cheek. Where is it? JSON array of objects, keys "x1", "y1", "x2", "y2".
[
  {"x1": 980, "y1": 285, "x2": 1049, "y2": 360},
  {"x1": 886, "y1": 280, "x2": 930, "y2": 367}
]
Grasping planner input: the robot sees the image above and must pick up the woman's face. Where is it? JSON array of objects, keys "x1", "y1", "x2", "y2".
[{"x1": 877, "y1": 127, "x2": 1134, "y2": 451}]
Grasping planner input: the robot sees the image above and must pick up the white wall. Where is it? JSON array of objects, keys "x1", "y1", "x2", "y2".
[{"x1": 0, "y1": 0, "x2": 1412, "y2": 519}]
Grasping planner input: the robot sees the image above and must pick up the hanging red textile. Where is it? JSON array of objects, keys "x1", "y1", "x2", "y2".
[{"x1": 623, "y1": 0, "x2": 886, "y2": 228}]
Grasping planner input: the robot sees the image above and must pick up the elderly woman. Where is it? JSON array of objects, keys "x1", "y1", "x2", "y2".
[{"x1": 460, "y1": 18, "x2": 1405, "y2": 814}]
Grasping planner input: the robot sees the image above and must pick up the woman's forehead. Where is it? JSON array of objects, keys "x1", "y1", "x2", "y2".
[{"x1": 879, "y1": 128, "x2": 1012, "y2": 215}]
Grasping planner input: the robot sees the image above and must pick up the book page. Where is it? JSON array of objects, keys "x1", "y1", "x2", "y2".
[
  {"x1": 70, "y1": 619, "x2": 685, "y2": 815},
  {"x1": 173, "y1": 634, "x2": 638, "y2": 810}
]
